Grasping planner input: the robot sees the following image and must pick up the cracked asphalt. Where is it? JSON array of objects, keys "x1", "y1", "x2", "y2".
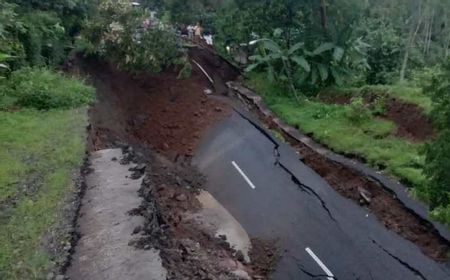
[{"x1": 193, "y1": 110, "x2": 450, "y2": 280}]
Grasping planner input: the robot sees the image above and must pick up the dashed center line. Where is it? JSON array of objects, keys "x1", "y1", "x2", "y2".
[
  {"x1": 231, "y1": 161, "x2": 256, "y2": 190},
  {"x1": 305, "y1": 247, "x2": 335, "y2": 280}
]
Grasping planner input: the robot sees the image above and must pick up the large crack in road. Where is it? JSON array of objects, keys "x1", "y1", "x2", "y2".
[
  {"x1": 370, "y1": 239, "x2": 429, "y2": 280},
  {"x1": 276, "y1": 162, "x2": 337, "y2": 223},
  {"x1": 234, "y1": 108, "x2": 337, "y2": 222}
]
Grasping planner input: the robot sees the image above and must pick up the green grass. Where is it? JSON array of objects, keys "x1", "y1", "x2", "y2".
[
  {"x1": 0, "y1": 108, "x2": 87, "y2": 279},
  {"x1": 336, "y1": 84, "x2": 433, "y2": 114},
  {"x1": 247, "y1": 74, "x2": 427, "y2": 192}
]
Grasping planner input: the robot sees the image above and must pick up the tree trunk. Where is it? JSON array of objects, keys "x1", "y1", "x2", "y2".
[
  {"x1": 425, "y1": 8, "x2": 434, "y2": 55},
  {"x1": 319, "y1": 0, "x2": 327, "y2": 31},
  {"x1": 400, "y1": 2, "x2": 423, "y2": 82}
]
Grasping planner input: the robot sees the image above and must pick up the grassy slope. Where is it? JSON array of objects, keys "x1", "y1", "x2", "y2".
[
  {"x1": 338, "y1": 84, "x2": 433, "y2": 113},
  {"x1": 246, "y1": 74, "x2": 428, "y2": 194},
  {"x1": 0, "y1": 108, "x2": 87, "y2": 279}
]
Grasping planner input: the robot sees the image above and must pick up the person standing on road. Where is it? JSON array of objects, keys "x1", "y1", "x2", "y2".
[
  {"x1": 187, "y1": 25, "x2": 194, "y2": 40},
  {"x1": 194, "y1": 22, "x2": 203, "y2": 43}
]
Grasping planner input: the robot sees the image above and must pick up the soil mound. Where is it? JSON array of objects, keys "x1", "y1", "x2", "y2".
[
  {"x1": 385, "y1": 98, "x2": 434, "y2": 141},
  {"x1": 320, "y1": 93, "x2": 435, "y2": 142}
]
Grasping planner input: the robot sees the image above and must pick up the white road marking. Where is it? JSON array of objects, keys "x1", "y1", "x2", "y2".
[
  {"x1": 231, "y1": 161, "x2": 256, "y2": 190},
  {"x1": 305, "y1": 247, "x2": 334, "y2": 280}
]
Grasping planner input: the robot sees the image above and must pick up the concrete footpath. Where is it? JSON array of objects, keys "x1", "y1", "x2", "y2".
[{"x1": 66, "y1": 149, "x2": 166, "y2": 280}]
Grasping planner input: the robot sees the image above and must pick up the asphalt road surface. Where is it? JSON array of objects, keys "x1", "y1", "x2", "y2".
[{"x1": 193, "y1": 110, "x2": 450, "y2": 280}]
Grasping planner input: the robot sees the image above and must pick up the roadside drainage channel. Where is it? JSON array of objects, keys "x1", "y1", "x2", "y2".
[{"x1": 227, "y1": 81, "x2": 450, "y2": 254}]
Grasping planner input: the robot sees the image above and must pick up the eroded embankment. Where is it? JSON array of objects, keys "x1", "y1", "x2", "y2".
[
  {"x1": 68, "y1": 52, "x2": 278, "y2": 279},
  {"x1": 320, "y1": 92, "x2": 435, "y2": 142},
  {"x1": 73, "y1": 54, "x2": 234, "y2": 157},
  {"x1": 229, "y1": 82, "x2": 450, "y2": 262},
  {"x1": 124, "y1": 147, "x2": 278, "y2": 279}
]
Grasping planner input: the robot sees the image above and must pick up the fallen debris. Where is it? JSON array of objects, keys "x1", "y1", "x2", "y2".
[
  {"x1": 124, "y1": 148, "x2": 275, "y2": 279},
  {"x1": 359, "y1": 188, "x2": 372, "y2": 205}
]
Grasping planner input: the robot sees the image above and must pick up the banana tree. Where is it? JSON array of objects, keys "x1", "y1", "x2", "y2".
[
  {"x1": 245, "y1": 38, "x2": 310, "y2": 101},
  {"x1": 246, "y1": 37, "x2": 369, "y2": 97}
]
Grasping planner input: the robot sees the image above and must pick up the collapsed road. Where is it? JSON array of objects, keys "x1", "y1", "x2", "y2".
[
  {"x1": 194, "y1": 105, "x2": 450, "y2": 279},
  {"x1": 68, "y1": 46, "x2": 450, "y2": 280}
]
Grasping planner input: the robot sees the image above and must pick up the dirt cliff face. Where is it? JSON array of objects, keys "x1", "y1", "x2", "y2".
[{"x1": 76, "y1": 52, "x2": 234, "y2": 159}]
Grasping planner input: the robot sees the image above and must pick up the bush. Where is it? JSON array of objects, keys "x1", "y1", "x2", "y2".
[
  {"x1": 346, "y1": 96, "x2": 371, "y2": 124},
  {"x1": 5, "y1": 68, "x2": 94, "y2": 110},
  {"x1": 19, "y1": 11, "x2": 69, "y2": 67},
  {"x1": 411, "y1": 66, "x2": 443, "y2": 90},
  {"x1": 80, "y1": 0, "x2": 183, "y2": 73},
  {"x1": 357, "y1": 18, "x2": 402, "y2": 85},
  {"x1": 423, "y1": 60, "x2": 450, "y2": 209}
]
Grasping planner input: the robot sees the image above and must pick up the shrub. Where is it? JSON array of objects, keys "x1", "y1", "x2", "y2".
[
  {"x1": 19, "y1": 11, "x2": 69, "y2": 67},
  {"x1": 357, "y1": 18, "x2": 402, "y2": 85},
  {"x1": 369, "y1": 95, "x2": 387, "y2": 116},
  {"x1": 423, "y1": 60, "x2": 450, "y2": 209},
  {"x1": 0, "y1": 82, "x2": 16, "y2": 110},
  {"x1": 346, "y1": 96, "x2": 371, "y2": 124},
  {"x1": 80, "y1": 0, "x2": 182, "y2": 73},
  {"x1": 6, "y1": 68, "x2": 94, "y2": 110},
  {"x1": 176, "y1": 55, "x2": 192, "y2": 79},
  {"x1": 411, "y1": 66, "x2": 443, "y2": 90}
]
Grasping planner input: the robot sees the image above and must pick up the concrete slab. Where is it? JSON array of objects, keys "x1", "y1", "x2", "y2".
[
  {"x1": 66, "y1": 149, "x2": 166, "y2": 280},
  {"x1": 186, "y1": 190, "x2": 251, "y2": 262}
]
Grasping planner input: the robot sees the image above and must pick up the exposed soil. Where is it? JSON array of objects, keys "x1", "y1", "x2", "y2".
[
  {"x1": 124, "y1": 147, "x2": 276, "y2": 279},
  {"x1": 320, "y1": 93, "x2": 435, "y2": 142},
  {"x1": 385, "y1": 98, "x2": 435, "y2": 141},
  {"x1": 294, "y1": 143, "x2": 449, "y2": 261},
  {"x1": 248, "y1": 238, "x2": 280, "y2": 277},
  {"x1": 72, "y1": 52, "x2": 233, "y2": 158},
  {"x1": 234, "y1": 86, "x2": 450, "y2": 262}
]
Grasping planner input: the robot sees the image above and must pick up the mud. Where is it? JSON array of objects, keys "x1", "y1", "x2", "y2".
[
  {"x1": 319, "y1": 93, "x2": 435, "y2": 142},
  {"x1": 124, "y1": 147, "x2": 275, "y2": 279},
  {"x1": 248, "y1": 238, "x2": 280, "y2": 278},
  {"x1": 74, "y1": 55, "x2": 232, "y2": 158},
  {"x1": 231, "y1": 84, "x2": 450, "y2": 262}
]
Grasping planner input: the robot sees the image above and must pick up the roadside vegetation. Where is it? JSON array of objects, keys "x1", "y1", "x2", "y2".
[
  {"x1": 0, "y1": 108, "x2": 88, "y2": 279},
  {"x1": 75, "y1": 0, "x2": 190, "y2": 75},
  {"x1": 248, "y1": 73, "x2": 426, "y2": 192},
  {"x1": 0, "y1": 0, "x2": 94, "y2": 278}
]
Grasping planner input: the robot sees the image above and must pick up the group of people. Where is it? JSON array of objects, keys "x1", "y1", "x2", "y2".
[{"x1": 180, "y1": 23, "x2": 213, "y2": 46}]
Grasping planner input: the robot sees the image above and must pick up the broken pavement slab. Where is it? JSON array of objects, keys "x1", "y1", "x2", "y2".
[
  {"x1": 186, "y1": 190, "x2": 252, "y2": 263},
  {"x1": 66, "y1": 149, "x2": 166, "y2": 280}
]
